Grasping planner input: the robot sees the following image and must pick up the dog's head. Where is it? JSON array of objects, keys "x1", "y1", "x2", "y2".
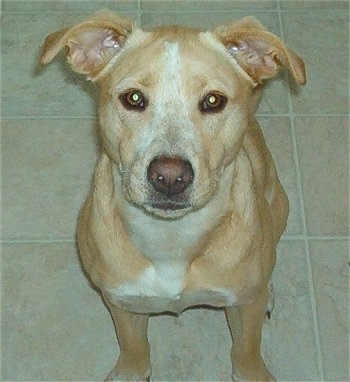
[{"x1": 40, "y1": 10, "x2": 305, "y2": 219}]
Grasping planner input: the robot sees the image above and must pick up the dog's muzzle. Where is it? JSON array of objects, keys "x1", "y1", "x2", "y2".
[{"x1": 147, "y1": 155, "x2": 194, "y2": 211}]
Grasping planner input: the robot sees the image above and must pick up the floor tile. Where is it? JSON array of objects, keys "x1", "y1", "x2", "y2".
[
  {"x1": 141, "y1": 0, "x2": 277, "y2": 11},
  {"x1": 1, "y1": 118, "x2": 98, "y2": 240},
  {"x1": 2, "y1": 0, "x2": 139, "y2": 12},
  {"x1": 1, "y1": 12, "x2": 137, "y2": 117},
  {"x1": 309, "y1": 239, "x2": 349, "y2": 381},
  {"x1": 149, "y1": 309, "x2": 232, "y2": 381},
  {"x1": 295, "y1": 117, "x2": 349, "y2": 236},
  {"x1": 259, "y1": 117, "x2": 303, "y2": 236},
  {"x1": 141, "y1": 10, "x2": 281, "y2": 33},
  {"x1": 1, "y1": 243, "x2": 117, "y2": 381},
  {"x1": 281, "y1": 11, "x2": 349, "y2": 114},
  {"x1": 262, "y1": 240, "x2": 321, "y2": 381},
  {"x1": 280, "y1": 0, "x2": 348, "y2": 10}
]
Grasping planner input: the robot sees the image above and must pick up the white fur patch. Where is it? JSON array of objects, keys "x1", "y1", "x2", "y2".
[
  {"x1": 105, "y1": 262, "x2": 237, "y2": 313},
  {"x1": 109, "y1": 261, "x2": 185, "y2": 299},
  {"x1": 163, "y1": 42, "x2": 181, "y2": 80},
  {"x1": 155, "y1": 41, "x2": 184, "y2": 114}
]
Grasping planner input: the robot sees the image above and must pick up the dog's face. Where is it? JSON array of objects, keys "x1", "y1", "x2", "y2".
[
  {"x1": 40, "y1": 10, "x2": 305, "y2": 219},
  {"x1": 98, "y1": 29, "x2": 252, "y2": 218}
]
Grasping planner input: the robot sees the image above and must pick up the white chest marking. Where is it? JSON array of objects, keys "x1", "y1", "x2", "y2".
[{"x1": 113, "y1": 261, "x2": 186, "y2": 299}]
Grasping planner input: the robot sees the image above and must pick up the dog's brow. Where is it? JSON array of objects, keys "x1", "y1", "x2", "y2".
[
  {"x1": 200, "y1": 78, "x2": 234, "y2": 98},
  {"x1": 115, "y1": 78, "x2": 140, "y2": 93},
  {"x1": 114, "y1": 76, "x2": 151, "y2": 93}
]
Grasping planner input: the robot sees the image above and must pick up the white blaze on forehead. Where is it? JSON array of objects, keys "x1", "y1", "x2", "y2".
[
  {"x1": 163, "y1": 42, "x2": 181, "y2": 81},
  {"x1": 158, "y1": 42, "x2": 183, "y2": 104},
  {"x1": 135, "y1": 40, "x2": 197, "y2": 157}
]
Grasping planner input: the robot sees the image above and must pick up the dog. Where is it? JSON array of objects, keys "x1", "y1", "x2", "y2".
[{"x1": 40, "y1": 9, "x2": 305, "y2": 381}]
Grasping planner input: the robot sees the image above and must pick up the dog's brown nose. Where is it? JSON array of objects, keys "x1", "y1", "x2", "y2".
[{"x1": 147, "y1": 156, "x2": 194, "y2": 196}]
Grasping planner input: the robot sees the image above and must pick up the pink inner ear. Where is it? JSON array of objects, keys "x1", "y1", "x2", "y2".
[
  {"x1": 227, "y1": 38, "x2": 278, "y2": 72},
  {"x1": 67, "y1": 28, "x2": 121, "y2": 73}
]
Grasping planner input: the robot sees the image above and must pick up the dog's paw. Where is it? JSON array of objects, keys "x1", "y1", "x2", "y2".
[
  {"x1": 105, "y1": 367, "x2": 151, "y2": 382},
  {"x1": 232, "y1": 369, "x2": 276, "y2": 382}
]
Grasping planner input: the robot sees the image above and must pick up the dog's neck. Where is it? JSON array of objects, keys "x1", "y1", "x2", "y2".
[
  {"x1": 110, "y1": 156, "x2": 234, "y2": 261},
  {"x1": 91, "y1": 150, "x2": 256, "y2": 266}
]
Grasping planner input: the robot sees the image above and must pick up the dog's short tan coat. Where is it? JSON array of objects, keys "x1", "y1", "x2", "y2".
[{"x1": 41, "y1": 10, "x2": 305, "y2": 381}]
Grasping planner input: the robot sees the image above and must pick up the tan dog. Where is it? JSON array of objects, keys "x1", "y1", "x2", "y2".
[{"x1": 40, "y1": 9, "x2": 305, "y2": 382}]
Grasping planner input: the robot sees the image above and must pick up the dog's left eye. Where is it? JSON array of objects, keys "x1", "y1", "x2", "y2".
[
  {"x1": 200, "y1": 92, "x2": 227, "y2": 113},
  {"x1": 119, "y1": 90, "x2": 147, "y2": 111}
]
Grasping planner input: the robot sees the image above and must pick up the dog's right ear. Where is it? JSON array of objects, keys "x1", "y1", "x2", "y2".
[{"x1": 39, "y1": 9, "x2": 133, "y2": 80}]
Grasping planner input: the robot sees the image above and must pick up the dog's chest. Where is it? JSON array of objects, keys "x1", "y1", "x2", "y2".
[
  {"x1": 105, "y1": 259, "x2": 234, "y2": 313},
  {"x1": 105, "y1": 206, "x2": 237, "y2": 313}
]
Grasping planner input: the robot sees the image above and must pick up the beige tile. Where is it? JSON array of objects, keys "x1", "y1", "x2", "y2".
[
  {"x1": 281, "y1": 11, "x2": 349, "y2": 114},
  {"x1": 259, "y1": 117, "x2": 303, "y2": 236},
  {"x1": 141, "y1": 11, "x2": 291, "y2": 114},
  {"x1": 1, "y1": 118, "x2": 98, "y2": 240},
  {"x1": 309, "y1": 239, "x2": 349, "y2": 381},
  {"x1": 280, "y1": 0, "x2": 348, "y2": 10},
  {"x1": 141, "y1": 0, "x2": 277, "y2": 11},
  {"x1": 2, "y1": 0, "x2": 139, "y2": 12},
  {"x1": 257, "y1": 74, "x2": 291, "y2": 115},
  {"x1": 262, "y1": 240, "x2": 320, "y2": 380},
  {"x1": 295, "y1": 117, "x2": 349, "y2": 236},
  {"x1": 1, "y1": 243, "x2": 117, "y2": 381},
  {"x1": 1, "y1": 12, "x2": 137, "y2": 117},
  {"x1": 141, "y1": 10, "x2": 282, "y2": 32},
  {"x1": 149, "y1": 309, "x2": 232, "y2": 381}
]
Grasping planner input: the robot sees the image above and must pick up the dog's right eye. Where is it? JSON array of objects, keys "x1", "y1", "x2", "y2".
[
  {"x1": 119, "y1": 90, "x2": 147, "y2": 111},
  {"x1": 200, "y1": 92, "x2": 228, "y2": 114}
]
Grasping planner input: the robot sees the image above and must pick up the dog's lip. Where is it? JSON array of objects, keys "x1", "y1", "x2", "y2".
[
  {"x1": 149, "y1": 201, "x2": 190, "y2": 211},
  {"x1": 143, "y1": 201, "x2": 192, "y2": 219}
]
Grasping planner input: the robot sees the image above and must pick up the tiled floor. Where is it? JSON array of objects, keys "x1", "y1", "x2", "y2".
[{"x1": 1, "y1": 0, "x2": 349, "y2": 381}]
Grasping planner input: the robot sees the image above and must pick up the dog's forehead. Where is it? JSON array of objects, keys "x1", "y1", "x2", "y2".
[{"x1": 109, "y1": 26, "x2": 249, "y2": 97}]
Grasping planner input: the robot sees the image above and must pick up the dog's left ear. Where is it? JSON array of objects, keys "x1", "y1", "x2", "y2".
[
  {"x1": 214, "y1": 17, "x2": 306, "y2": 85},
  {"x1": 40, "y1": 9, "x2": 133, "y2": 80}
]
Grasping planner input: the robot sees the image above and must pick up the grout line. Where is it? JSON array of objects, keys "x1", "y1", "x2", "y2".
[
  {"x1": 1, "y1": 239, "x2": 76, "y2": 244},
  {"x1": 1, "y1": 236, "x2": 348, "y2": 245},
  {"x1": 1, "y1": 9, "x2": 347, "y2": 15},
  {"x1": 1, "y1": 10, "x2": 139, "y2": 15},
  {"x1": 2, "y1": 114, "x2": 349, "y2": 121},
  {"x1": 277, "y1": 5, "x2": 325, "y2": 380},
  {"x1": 136, "y1": 0, "x2": 142, "y2": 27},
  {"x1": 2, "y1": 115, "x2": 98, "y2": 120},
  {"x1": 282, "y1": 235, "x2": 350, "y2": 241}
]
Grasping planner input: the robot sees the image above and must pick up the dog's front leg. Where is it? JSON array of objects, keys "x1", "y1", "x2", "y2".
[
  {"x1": 225, "y1": 287, "x2": 275, "y2": 382},
  {"x1": 103, "y1": 295, "x2": 151, "y2": 382}
]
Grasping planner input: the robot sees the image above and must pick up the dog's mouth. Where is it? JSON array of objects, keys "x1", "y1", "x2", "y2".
[
  {"x1": 144, "y1": 201, "x2": 192, "y2": 219},
  {"x1": 150, "y1": 201, "x2": 190, "y2": 211},
  {"x1": 144, "y1": 193, "x2": 193, "y2": 219}
]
